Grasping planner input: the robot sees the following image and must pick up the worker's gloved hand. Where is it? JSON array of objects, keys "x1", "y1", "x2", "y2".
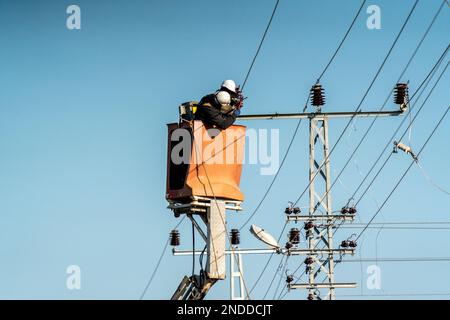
[{"x1": 234, "y1": 109, "x2": 241, "y2": 116}]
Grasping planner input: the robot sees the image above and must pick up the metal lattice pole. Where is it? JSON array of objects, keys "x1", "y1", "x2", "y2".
[
  {"x1": 289, "y1": 116, "x2": 357, "y2": 300},
  {"x1": 308, "y1": 119, "x2": 335, "y2": 299}
]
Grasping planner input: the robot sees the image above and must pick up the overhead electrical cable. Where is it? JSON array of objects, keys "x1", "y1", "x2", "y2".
[
  {"x1": 286, "y1": 60, "x2": 449, "y2": 295},
  {"x1": 276, "y1": 6, "x2": 447, "y2": 295},
  {"x1": 247, "y1": 0, "x2": 377, "y2": 294},
  {"x1": 309, "y1": 1, "x2": 447, "y2": 213},
  {"x1": 316, "y1": 0, "x2": 367, "y2": 81},
  {"x1": 355, "y1": 61, "x2": 449, "y2": 207},
  {"x1": 140, "y1": 216, "x2": 186, "y2": 300},
  {"x1": 242, "y1": 0, "x2": 281, "y2": 90},
  {"x1": 355, "y1": 105, "x2": 450, "y2": 241},
  {"x1": 292, "y1": 0, "x2": 420, "y2": 208},
  {"x1": 277, "y1": 0, "x2": 421, "y2": 286},
  {"x1": 351, "y1": 45, "x2": 449, "y2": 201},
  {"x1": 240, "y1": 1, "x2": 368, "y2": 230}
]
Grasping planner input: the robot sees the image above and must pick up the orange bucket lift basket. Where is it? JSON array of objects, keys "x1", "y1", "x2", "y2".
[{"x1": 166, "y1": 121, "x2": 246, "y2": 204}]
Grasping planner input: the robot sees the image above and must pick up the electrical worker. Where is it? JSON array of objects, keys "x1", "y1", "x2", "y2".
[{"x1": 195, "y1": 80, "x2": 244, "y2": 130}]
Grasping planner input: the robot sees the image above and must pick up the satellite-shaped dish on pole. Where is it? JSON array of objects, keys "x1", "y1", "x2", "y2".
[{"x1": 250, "y1": 224, "x2": 280, "y2": 249}]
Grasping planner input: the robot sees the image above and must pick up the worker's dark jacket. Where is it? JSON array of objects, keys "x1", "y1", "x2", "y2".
[{"x1": 195, "y1": 94, "x2": 236, "y2": 130}]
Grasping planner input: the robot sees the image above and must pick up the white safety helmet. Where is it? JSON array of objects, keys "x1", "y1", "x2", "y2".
[
  {"x1": 215, "y1": 91, "x2": 231, "y2": 106},
  {"x1": 221, "y1": 79, "x2": 237, "y2": 93}
]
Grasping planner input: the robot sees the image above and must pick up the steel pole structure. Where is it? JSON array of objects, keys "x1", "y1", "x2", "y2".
[
  {"x1": 308, "y1": 118, "x2": 335, "y2": 299},
  {"x1": 239, "y1": 108, "x2": 403, "y2": 300}
]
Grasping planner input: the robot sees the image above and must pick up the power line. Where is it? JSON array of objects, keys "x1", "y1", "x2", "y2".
[
  {"x1": 310, "y1": 0, "x2": 447, "y2": 214},
  {"x1": 250, "y1": 0, "x2": 418, "y2": 298},
  {"x1": 261, "y1": 255, "x2": 286, "y2": 299},
  {"x1": 242, "y1": 0, "x2": 281, "y2": 90},
  {"x1": 272, "y1": 256, "x2": 290, "y2": 299},
  {"x1": 292, "y1": 66, "x2": 449, "y2": 292},
  {"x1": 351, "y1": 45, "x2": 449, "y2": 202},
  {"x1": 345, "y1": 221, "x2": 450, "y2": 225},
  {"x1": 246, "y1": 1, "x2": 369, "y2": 293},
  {"x1": 339, "y1": 220, "x2": 450, "y2": 230},
  {"x1": 292, "y1": 0, "x2": 420, "y2": 208},
  {"x1": 355, "y1": 60, "x2": 449, "y2": 207},
  {"x1": 319, "y1": 98, "x2": 450, "y2": 293},
  {"x1": 280, "y1": 44, "x2": 450, "y2": 291},
  {"x1": 356, "y1": 105, "x2": 450, "y2": 241},
  {"x1": 317, "y1": 0, "x2": 367, "y2": 81},
  {"x1": 241, "y1": 0, "x2": 367, "y2": 231},
  {"x1": 274, "y1": 0, "x2": 421, "y2": 292},
  {"x1": 338, "y1": 257, "x2": 450, "y2": 263},
  {"x1": 339, "y1": 292, "x2": 450, "y2": 297},
  {"x1": 239, "y1": 97, "x2": 308, "y2": 230},
  {"x1": 140, "y1": 216, "x2": 186, "y2": 300},
  {"x1": 282, "y1": 254, "x2": 450, "y2": 298},
  {"x1": 189, "y1": 1, "x2": 282, "y2": 136},
  {"x1": 339, "y1": 226, "x2": 450, "y2": 230}
]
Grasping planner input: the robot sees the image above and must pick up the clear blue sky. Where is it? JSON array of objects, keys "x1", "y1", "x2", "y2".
[{"x1": 0, "y1": 0, "x2": 449, "y2": 300}]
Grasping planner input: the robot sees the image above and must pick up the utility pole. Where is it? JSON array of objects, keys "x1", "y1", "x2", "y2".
[
  {"x1": 168, "y1": 196, "x2": 243, "y2": 300},
  {"x1": 287, "y1": 115, "x2": 357, "y2": 300},
  {"x1": 238, "y1": 83, "x2": 408, "y2": 300}
]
